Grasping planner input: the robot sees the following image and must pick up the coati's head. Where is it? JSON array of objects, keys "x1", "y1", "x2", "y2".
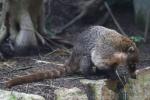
[
  {"x1": 111, "y1": 36, "x2": 138, "y2": 79},
  {"x1": 126, "y1": 46, "x2": 139, "y2": 79},
  {"x1": 114, "y1": 44, "x2": 139, "y2": 79}
]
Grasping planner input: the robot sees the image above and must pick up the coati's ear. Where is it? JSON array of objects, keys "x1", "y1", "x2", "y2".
[{"x1": 128, "y1": 46, "x2": 135, "y2": 53}]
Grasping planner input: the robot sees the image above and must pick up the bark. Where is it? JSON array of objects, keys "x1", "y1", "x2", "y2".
[
  {"x1": 0, "y1": 0, "x2": 52, "y2": 56},
  {"x1": 8, "y1": 0, "x2": 46, "y2": 48}
]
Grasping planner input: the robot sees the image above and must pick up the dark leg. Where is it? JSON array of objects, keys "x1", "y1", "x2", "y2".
[
  {"x1": 79, "y1": 55, "x2": 93, "y2": 76},
  {"x1": 96, "y1": 68, "x2": 118, "y2": 79}
]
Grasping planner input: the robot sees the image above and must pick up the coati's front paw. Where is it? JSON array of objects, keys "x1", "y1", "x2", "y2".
[{"x1": 95, "y1": 68, "x2": 118, "y2": 79}]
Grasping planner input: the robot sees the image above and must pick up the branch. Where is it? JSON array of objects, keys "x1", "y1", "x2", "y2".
[
  {"x1": 56, "y1": 0, "x2": 104, "y2": 35},
  {"x1": 10, "y1": 66, "x2": 34, "y2": 73},
  {"x1": 104, "y1": 2, "x2": 127, "y2": 36},
  {"x1": 33, "y1": 59, "x2": 64, "y2": 66},
  {"x1": 144, "y1": 11, "x2": 150, "y2": 42}
]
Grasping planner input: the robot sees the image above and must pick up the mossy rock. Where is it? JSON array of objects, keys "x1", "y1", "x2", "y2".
[{"x1": 0, "y1": 90, "x2": 45, "y2": 100}]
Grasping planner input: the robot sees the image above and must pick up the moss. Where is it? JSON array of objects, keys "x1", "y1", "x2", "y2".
[{"x1": 9, "y1": 94, "x2": 17, "y2": 100}]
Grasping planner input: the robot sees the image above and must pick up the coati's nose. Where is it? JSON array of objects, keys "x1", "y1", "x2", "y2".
[
  {"x1": 127, "y1": 63, "x2": 137, "y2": 79},
  {"x1": 116, "y1": 65, "x2": 137, "y2": 79},
  {"x1": 130, "y1": 73, "x2": 136, "y2": 79}
]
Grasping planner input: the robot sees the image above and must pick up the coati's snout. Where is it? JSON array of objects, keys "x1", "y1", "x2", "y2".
[
  {"x1": 127, "y1": 61, "x2": 138, "y2": 79},
  {"x1": 111, "y1": 46, "x2": 139, "y2": 79},
  {"x1": 128, "y1": 64, "x2": 137, "y2": 79},
  {"x1": 126, "y1": 46, "x2": 139, "y2": 79}
]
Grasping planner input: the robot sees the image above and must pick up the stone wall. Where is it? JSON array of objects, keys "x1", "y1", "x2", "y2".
[{"x1": 1, "y1": 67, "x2": 150, "y2": 100}]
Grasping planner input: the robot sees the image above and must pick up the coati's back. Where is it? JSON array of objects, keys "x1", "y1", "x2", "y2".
[
  {"x1": 74, "y1": 26, "x2": 126, "y2": 60},
  {"x1": 6, "y1": 26, "x2": 139, "y2": 88}
]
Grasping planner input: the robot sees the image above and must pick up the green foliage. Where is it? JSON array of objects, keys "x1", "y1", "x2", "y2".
[
  {"x1": 9, "y1": 94, "x2": 17, "y2": 100},
  {"x1": 130, "y1": 35, "x2": 144, "y2": 43}
]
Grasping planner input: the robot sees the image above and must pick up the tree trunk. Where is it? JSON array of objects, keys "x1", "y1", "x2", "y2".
[
  {"x1": 9, "y1": 0, "x2": 46, "y2": 49},
  {"x1": 0, "y1": 0, "x2": 49, "y2": 56}
]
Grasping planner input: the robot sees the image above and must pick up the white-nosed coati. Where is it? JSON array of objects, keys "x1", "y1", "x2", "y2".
[{"x1": 6, "y1": 26, "x2": 139, "y2": 88}]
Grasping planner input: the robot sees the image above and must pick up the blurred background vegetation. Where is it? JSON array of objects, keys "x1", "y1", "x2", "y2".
[{"x1": 44, "y1": 0, "x2": 148, "y2": 43}]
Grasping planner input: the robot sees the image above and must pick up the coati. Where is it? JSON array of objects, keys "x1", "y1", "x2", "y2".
[{"x1": 6, "y1": 26, "x2": 139, "y2": 88}]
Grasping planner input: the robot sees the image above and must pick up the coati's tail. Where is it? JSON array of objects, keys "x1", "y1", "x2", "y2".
[{"x1": 6, "y1": 63, "x2": 78, "y2": 88}]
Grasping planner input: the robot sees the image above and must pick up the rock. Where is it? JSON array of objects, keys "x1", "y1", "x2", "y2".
[
  {"x1": 0, "y1": 89, "x2": 45, "y2": 100},
  {"x1": 80, "y1": 67, "x2": 150, "y2": 100},
  {"x1": 80, "y1": 79, "x2": 117, "y2": 100},
  {"x1": 1, "y1": 67, "x2": 149, "y2": 100},
  {"x1": 54, "y1": 87, "x2": 88, "y2": 100},
  {"x1": 126, "y1": 67, "x2": 150, "y2": 100},
  {"x1": 80, "y1": 79, "x2": 105, "y2": 100}
]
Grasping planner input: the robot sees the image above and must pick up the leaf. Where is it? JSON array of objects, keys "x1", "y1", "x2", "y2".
[{"x1": 130, "y1": 35, "x2": 144, "y2": 43}]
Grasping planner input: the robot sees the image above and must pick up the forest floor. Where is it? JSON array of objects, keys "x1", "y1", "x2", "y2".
[{"x1": 0, "y1": 7, "x2": 150, "y2": 100}]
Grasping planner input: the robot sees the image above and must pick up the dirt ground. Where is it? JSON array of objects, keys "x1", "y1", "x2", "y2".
[{"x1": 0, "y1": 5, "x2": 150, "y2": 100}]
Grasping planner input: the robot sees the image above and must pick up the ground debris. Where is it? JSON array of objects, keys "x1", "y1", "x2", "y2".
[{"x1": 54, "y1": 87, "x2": 88, "y2": 100}]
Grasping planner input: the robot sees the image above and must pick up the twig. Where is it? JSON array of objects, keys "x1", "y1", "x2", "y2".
[
  {"x1": 56, "y1": 12, "x2": 85, "y2": 34},
  {"x1": 144, "y1": 11, "x2": 150, "y2": 42},
  {"x1": 56, "y1": 0, "x2": 104, "y2": 34},
  {"x1": 10, "y1": 66, "x2": 34, "y2": 73},
  {"x1": 45, "y1": 49, "x2": 61, "y2": 56},
  {"x1": 115, "y1": 69, "x2": 125, "y2": 86},
  {"x1": 63, "y1": 76, "x2": 85, "y2": 80},
  {"x1": 33, "y1": 59, "x2": 64, "y2": 66},
  {"x1": 35, "y1": 31, "x2": 46, "y2": 45},
  {"x1": 3, "y1": 62, "x2": 13, "y2": 68},
  {"x1": 34, "y1": 83, "x2": 61, "y2": 89},
  {"x1": 104, "y1": 2, "x2": 127, "y2": 36},
  {"x1": 51, "y1": 38, "x2": 73, "y2": 48},
  {"x1": 45, "y1": 48, "x2": 71, "y2": 57}
]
